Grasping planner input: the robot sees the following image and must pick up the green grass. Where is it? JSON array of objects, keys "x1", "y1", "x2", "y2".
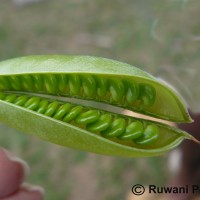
[{"x1": 0, "y1": 0, "x2": 199, "y2": 199}]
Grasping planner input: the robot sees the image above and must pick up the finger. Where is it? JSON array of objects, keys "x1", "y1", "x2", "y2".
[
  {"x1": 0, "y1": 184, "x2": 44, "y2": 200},
  {"x1": 0, "y1": 148, "x2": 30, "y2": 198}
]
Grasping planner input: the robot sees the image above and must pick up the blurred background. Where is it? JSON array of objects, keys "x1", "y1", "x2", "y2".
[{"x1": 0, "y1": 0, "x2": 200, "y2": 199}]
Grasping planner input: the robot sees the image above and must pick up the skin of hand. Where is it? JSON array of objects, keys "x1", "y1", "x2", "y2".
[{"x1": 0, "y1": 148, "x2": 44, "y2": 200}]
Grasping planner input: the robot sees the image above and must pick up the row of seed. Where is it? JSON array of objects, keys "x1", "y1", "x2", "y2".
[
  {"x1": 0, "y1": 92, "x2": 159, "y2": 145},
  {"x1": 0, "y1": 74, "x2": 156, "y2": 107}
]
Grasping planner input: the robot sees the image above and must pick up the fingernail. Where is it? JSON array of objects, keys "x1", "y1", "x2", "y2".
[
  {"x1": 1, "y1": 148, "x2": 30, "y2": 178},
  {"x1": 22, "y1": 183, "x2": 45, "y2": 196}
]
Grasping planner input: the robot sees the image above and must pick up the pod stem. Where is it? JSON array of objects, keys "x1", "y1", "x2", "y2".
[{"x1": 191, "y1": 136, "x2": 200, "y2": 145}]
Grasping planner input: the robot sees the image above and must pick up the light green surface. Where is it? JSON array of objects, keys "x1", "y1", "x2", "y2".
[
  {"x1": 0, "y1": 55, "x2": 192, "y2": 122},
  {"x1": 0, "y1": 97, "x2": 191, "y2": 157}
]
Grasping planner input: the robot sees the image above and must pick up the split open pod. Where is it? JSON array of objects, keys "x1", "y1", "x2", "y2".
[{"x1": 0, "y1": 55, "x2": 198, "y2": 157}]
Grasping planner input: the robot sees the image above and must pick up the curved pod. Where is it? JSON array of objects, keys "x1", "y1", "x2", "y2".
[
  {"x1": 0, "y1": 93, "x2": 193, "y2": 157},
  {"x1": 0, "y1": 55, "x2": 197, "y2": 157},
  {"x1": 0, "y1": 55, "x2": 192, "y2": 122}
]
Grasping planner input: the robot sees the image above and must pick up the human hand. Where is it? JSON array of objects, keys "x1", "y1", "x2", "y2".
[{"x1": 0, "y1": 148, "x2": 44, "y2": 200}]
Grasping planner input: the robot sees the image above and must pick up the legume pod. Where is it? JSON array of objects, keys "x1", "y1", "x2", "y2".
[
  {"x1": 0, "y1": 55, "x2": 192, "y2": 122},
  {"x1": 0, "y1": 55, "x2": 197, "y2": 157}
]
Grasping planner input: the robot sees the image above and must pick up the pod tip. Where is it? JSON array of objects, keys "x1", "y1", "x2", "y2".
[{"x1": 191, "y1": 136, "x2": 200, "y2": 145}]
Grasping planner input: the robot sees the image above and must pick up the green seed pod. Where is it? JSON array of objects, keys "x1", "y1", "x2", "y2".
[
  {"x1": 53, "y1": 103, "x2": 72, "y2": 120},
  {"x1": 75, "y1": 110, "x2": 100, "y2": 125},
  {"x1": 63, "y1": 106, "x2": 83, "y2": 122},
  {"x1": 24, "y1": 96, "x2": 40, "y2": 110},
  {"x1": 32, "y1": 74, "x2": 43, "y2": 91},
  {"x1": 20, "y1": 75, "x2": 33, "y2": 91},
  {"x1": 0, "y1": 55, "x2": 198, "y2": 157},
  {"x1": 0, "y1": 55, "x2": 192, "y2": 122},
  {"x1": 36, "y1": 100, "x2": 49, "y2": 114},
  {"x1": 134, "y1": 124, "x2": 159, "y2": 145},
  {"x1": 124, "y1": 80, "x2": 139, "y2": 104},
  {"x1": 101, "y1": 118, "x2": 126, "y2": 138},
  {"x1": 14, "y1": 95, "x2": 29, "y2": 106},
  {"x1": 69, "y1": 74, "x2": 81, "y2": 96},
  {"x1": 109, "y1": 79, "x2": 125, "y2": 103},
  {"x1": 96, "y1": 77, "x2": 108, "y2": 98},
  {"x1": 139, "y1": 84, "x2": 156, "y2": 107},
  {"x1": 9, "y1": 76, "x2": 21, "y2": 91},
  {"x1": 44, "y1": 101, "x2": 59, "y2": 117},
  {"x1": 118, "y1": 121, "x2": 143, "y2": 140},
  {"x1": 87, "y1": 114, "x2": 112, "y2": 132},
  {"x1": 81, "y1": 75, "x2": 97, "y2": 98},
  {"x1": 57, "y1": 74, "x2": 68, "y2": 93},
  {"x1": 43, "y1": 74, "x2": 58, "y2": 94},
  {"x1": 5, "y1": 94, "x2": 17, "y2": 103}
]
